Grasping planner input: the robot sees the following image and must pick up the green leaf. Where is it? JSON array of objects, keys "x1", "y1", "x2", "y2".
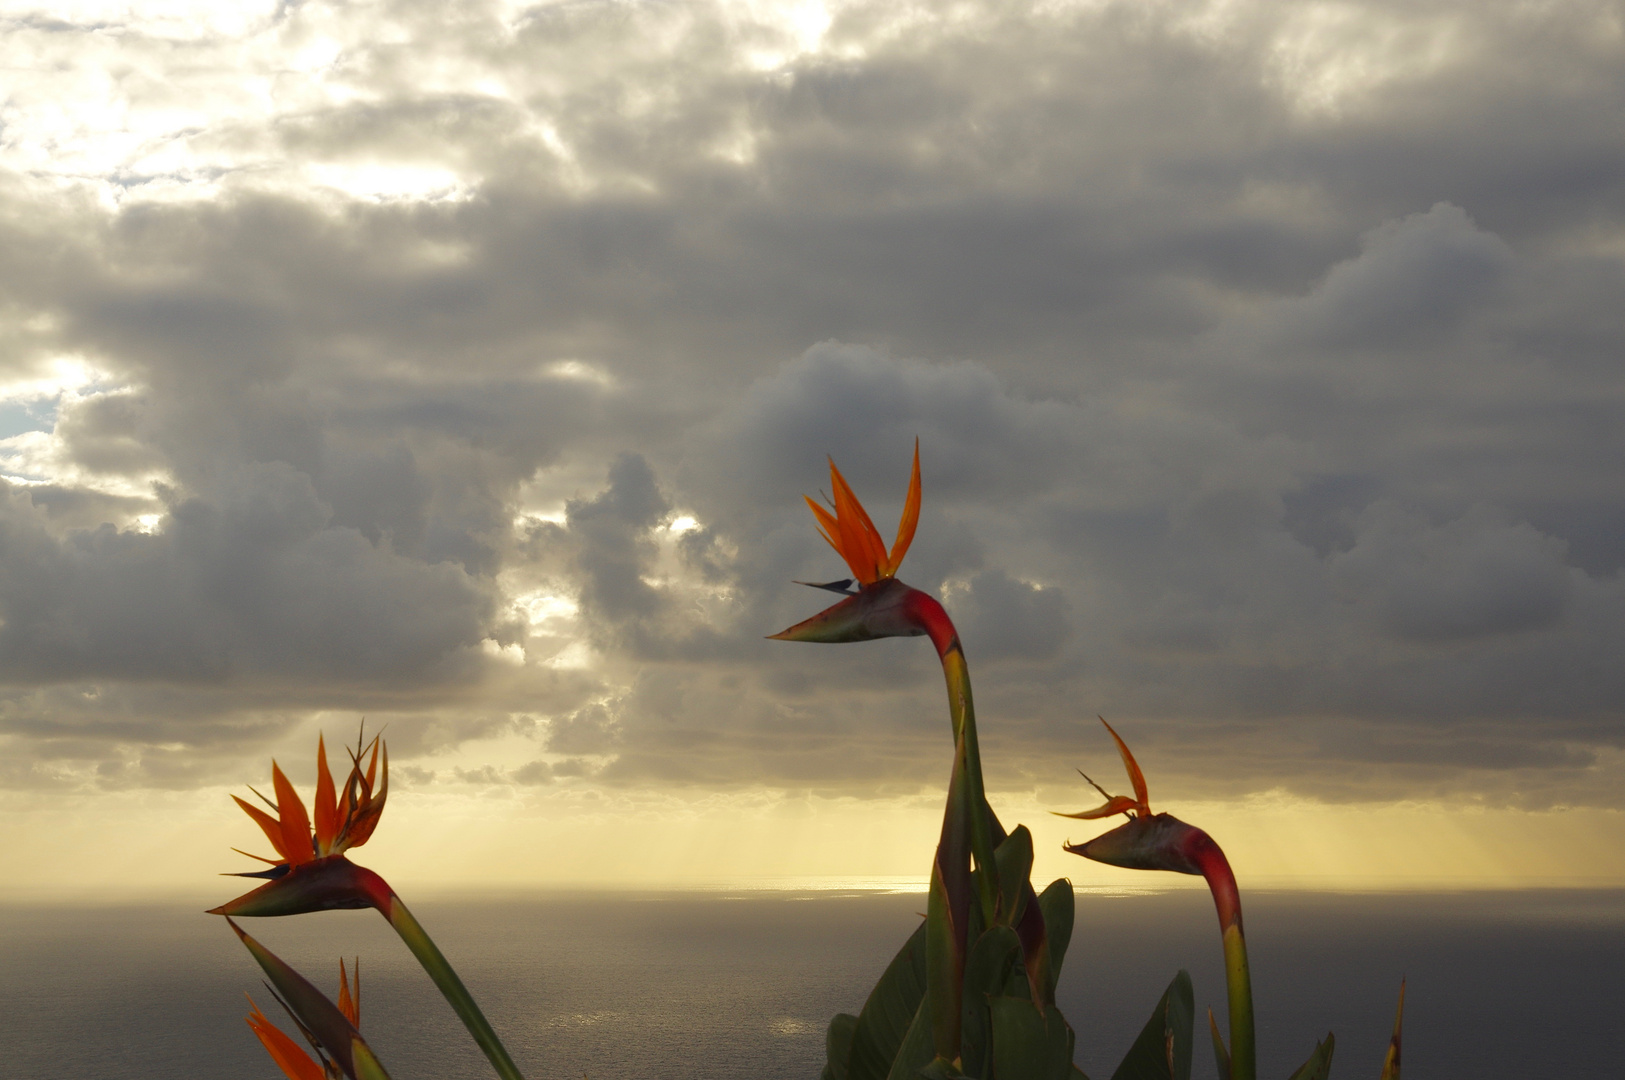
[
  {"x1": 960, "y1": 925, "x2": 1022, "y2": 1076},
  {"x1": 993, "y1": 826, "x2": 1033, "y2": 926},
  {"x1": 989, "y1": 995, "x2": 1077, "y2": 1080},
  {"x1": 918, "y1": 1057, "x2": 969, "y2": 1080},
  {"x1": 846, "y1": 920, "x2": 930, "y2": 1080},
  {"x1": 1036, "y1": 880, "x2": 1075, "y2": 1000},
  {"x1": 884, "y1": 999, "x2": 938, "y2": 1080},
  {"x1": 824, "y1": 1013, "x2": 859, "y2": 1080},
  {"x1": 1109, "y1": 970, "x2": 1194, "y2": 1080},
  {"x1": 927, "y1": 854, "x2": 967, "y2": 1063},
  {"x1": 1284, "y1": 1034, "x2": 1334, "y2": 1080}
]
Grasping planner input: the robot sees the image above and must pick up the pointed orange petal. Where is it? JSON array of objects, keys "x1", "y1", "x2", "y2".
[
  {"x1": 313, "y1": 736, "x2": 339, "y2": 856},
  {"x1": 886, "y1": 438, "x2": 921, "y2": 575},
  {"x1": 231, "y1": 847, "x2": 284, "y2": 866},
  {"x1": 829, "y1": 459, "x2": 887, "y2": 584},
  {"x1": 341, "y1": 743, "x2": 388, "y2": 850},
  {"x1": 271, "y1": 761, "x2": 314, "y2": 867},
  {"x1": 233, "y1": 795, "x2": 292, "y2": 862},
  {"x1": 245, "y1": 996, "x2": 326, "y2": 1080},
  {"x1": 1052, "y1": 795, "x2": 1144, "y2": 820},
  {"x1": 804, "y1": 496, "x2": 845, "y2": 563},
  {"x1": 336, "y1": 958, "x2": 359, "y2": 1028},
  {"x1": 1100, "y1": 718, "x2": 1150, "y2": 814}
]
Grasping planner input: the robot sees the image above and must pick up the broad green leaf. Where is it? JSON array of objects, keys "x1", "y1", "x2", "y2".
[
  {"x1": 846, "y1": 920, "x2": 930, "y2": 1080},
  {"x1": 1109, "y1": 970, "x2": 1194, "y2": 1080},
  {"x1": 1036, "y1": 879, "x2": 1075, "y2": 1000},
  {"x1": 960, "y1": 925, "x2": 1022, "y2": 1076},
  {"x1": 824, "y1": 1013, "x2": 858, "y2": 1080},
  {"x1": 993, "y1": 826, "x2": 1033, "y2": 926},
  {"x1": 989, "y1": 995, "x2": 1076, "y2": 1080},
  {"x1": 1284, "y1": 1034, "x2": 1334, "y2": 1080},
  {"x1": 884, "y1": 999, "x2": 937, "y2": 1080},
  {"x1": 919, "y1": 1057, "x2": 969, "y2": 1080}
]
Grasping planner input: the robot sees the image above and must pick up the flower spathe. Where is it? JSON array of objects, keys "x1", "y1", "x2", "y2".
[
  {"x1": 1056, "y1": 719, "x2": 1230, "y2": 892},
  {"x1": 214, "y1": 729, "x2": 528, "y2": 1080},
  {"x1": 233, "y1": 919, "x2": 391, "y2": 1080},
  {"x1": 245, "y1": 957, "x2": 362, "y2": 1080}
]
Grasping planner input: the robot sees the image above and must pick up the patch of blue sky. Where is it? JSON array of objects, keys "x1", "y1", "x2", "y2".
[{"x1": 0, "y1": 396, "x2": 59, "y2": 440}]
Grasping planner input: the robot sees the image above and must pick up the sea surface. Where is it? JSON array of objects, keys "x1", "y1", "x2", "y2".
[{"x1": 2, "y1": 886, "x2": 1621, "y2": 1079}]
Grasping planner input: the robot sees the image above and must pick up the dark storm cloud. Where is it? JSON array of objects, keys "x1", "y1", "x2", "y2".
[
  {"x1": 0, "y1": 467, "x2": 496, "y2": 683},
  {"x1": 1, "y1": 0, "x2": 1622, "y2": 806}
]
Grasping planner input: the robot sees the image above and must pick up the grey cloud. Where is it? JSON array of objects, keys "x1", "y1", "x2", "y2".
[
  {"x1": 950, "y1": 571, "x2": 1070, "y2": 664},
  {"x1": 568, "y1": 453, "x2": 670, "y2": 623},
  {"x1": 1331, "y1": 503, "x2": 1574, "y2": 642},
  {"x1": 547, "y1": 703, "x2": 619, "y2": 755},
  {"x1": 0, "y1": 466, "x2": 497, "y2": 685},
  {"x1": 1266, "y1": 203, "x2": 1515, "y2": 352},
  {"x1": 513, "y1": 759, "x2": 553, "y2": 785},
  {"x1": 0, "y1": 0, "x2": 1622, "y2": 806}
]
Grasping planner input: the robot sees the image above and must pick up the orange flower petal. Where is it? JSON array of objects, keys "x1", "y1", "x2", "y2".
[
  {"x1": 1100, "y1": 717, "x2": 1150, "y2": 814},
  {"x1": 341, "y1": 743, "x2": 388, "y2": 850},
  {"x1": 271, "y1": 761, "x2": 315, "y2": 868},
  {"x1": 804, "y1": 496, "x2": 845, "y2": 564},
  {"x1": 886, "y1": 438, "x2": 921, "y2": 577},
  {"x1": 1053, "y1": 795, "x2": 1144, "y2": 820},
  {"x1": 233, "y1": 795, "x2": 291, "y2": 862},
  {"x1": 336, "y1": 958, "x2": 359, "y2": 1028},
  {"x1": 245, "y1": 996, "x2": 326, "y2": 1080},
  {"x1": 313, "y1": 736, "x2": 339, "y2": 856},
  {"x1": 829, "y1": 459, "x2": 887, "y2": 584}
]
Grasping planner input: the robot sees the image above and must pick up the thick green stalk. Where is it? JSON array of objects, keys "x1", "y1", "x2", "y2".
[
  {"x1": 384, "y1": 893, "x2": 527, "y2": 1080},
  {"x1": 915, "y1": 593, "x2": 1000, "y2": 920},
  {"x1": 1192, "y1": 842, "x2": 1254, "y2": 1080}
]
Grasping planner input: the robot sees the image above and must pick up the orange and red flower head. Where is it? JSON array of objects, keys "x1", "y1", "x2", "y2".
[
  {"x1": 1059, "y1": 719, "x2": 1240, "y2": 929},
  {"x1": 212, "y1": 730, "x2": 395, "y2": 919},
  {"x1": 771, "y1": 440, "x2": 959, "y2": 652}
]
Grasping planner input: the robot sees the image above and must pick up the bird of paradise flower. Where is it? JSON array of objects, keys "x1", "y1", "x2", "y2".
[
  {"x1": 773, "y1": 442, "x2": 1076, "y2": 1078},
  {"x1": 213, "y1": 730, "x2": 526, "y2": 1080},
  {"x1": 243, "y1": 948, "x2": 384, "y2": 1080},
  {"x1": 1061, "y1": 718, "x2": 1404, "y2": 1080}
]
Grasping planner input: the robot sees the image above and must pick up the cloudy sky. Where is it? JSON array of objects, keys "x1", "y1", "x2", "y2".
[{"x1": 3, "y1": 0, "x2": 1623, "y2": 894}]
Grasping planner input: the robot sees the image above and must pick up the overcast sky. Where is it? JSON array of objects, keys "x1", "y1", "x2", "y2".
[{"x1": 2, "y1": 0, "x2": 1623, "y2": 889}]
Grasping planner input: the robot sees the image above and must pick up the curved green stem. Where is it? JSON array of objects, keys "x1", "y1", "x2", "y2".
[
  {"x1": 914, "y1": 593, "x2": 1000, "y2": 920},
  {"x1": 1192, "y1": 840, "x2": 1254, "y2": 1080},
  {"x1": 383, "y1": 893, "x2": 527, "y2": 1080}
]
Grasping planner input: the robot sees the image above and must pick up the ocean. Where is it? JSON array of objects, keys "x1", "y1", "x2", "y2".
[{"x1": 2, "y1": 887, "x2": 1620, "y2": 1079}]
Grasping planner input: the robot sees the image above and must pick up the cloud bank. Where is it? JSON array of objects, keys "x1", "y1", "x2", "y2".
[{"x1": 0, "y1": 0, "x2": 1621, "y2": 812}]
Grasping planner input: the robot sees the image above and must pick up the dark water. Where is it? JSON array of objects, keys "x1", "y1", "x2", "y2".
[{"x1": 1, "y1": 888, "x2": 1620, "y2": 1079}]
